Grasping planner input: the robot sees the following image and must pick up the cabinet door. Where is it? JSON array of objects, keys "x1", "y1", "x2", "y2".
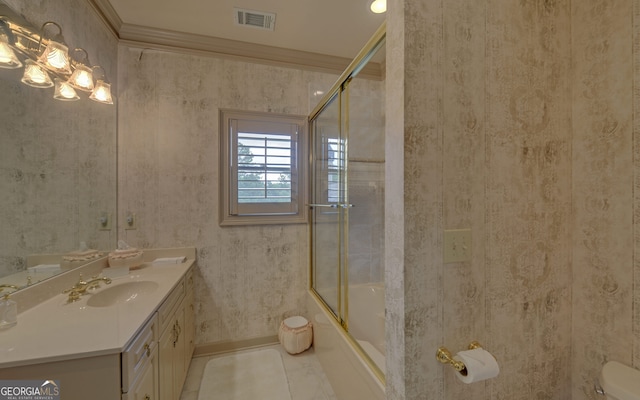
[
  {"x1": 122, "y1": 346, "x2": 158, "y2": 400},
  {"x1": 185, "y1": 272, "x2": 196, "y2": 361},
  {"x1": 158, "y1": 321, "x2": 176, "y2": 400},
  {"x1": 173, "y1": 306, "x2": 187, "y2": 399},
  {"x1": 157, "y1": 269, "x2": 194, "y2": 400},
  {"x1": 158, "y1": 301, "x2": 187, "y2": 400}
]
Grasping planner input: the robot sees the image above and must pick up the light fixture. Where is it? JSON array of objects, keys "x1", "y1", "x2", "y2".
[
  {"x1": 21, "y1": 59, "x2": 53, "y2": 88},
  {"x1": 36, "y1": 23, "x2": 71, "y2": 75},
  {"x1": 0, "y1": 3, "x2": 113, "y2": 104},
  {"x1": 0, "y1": 20, "x2": 20, "y2": 68},
  {"x1": 0, "y1": 39, "x2": 20, "y2": 68},
  {"x1": 53, "y1": 78, "x2": 79, "y2": 101},
  {"x1": 89, "y1": 66, "x2": 113, "y2": 104},
  {"x1": 67, "y1": 48, "x2": 94, "y2": 91},
  {"x1": 370, "y1": 0, "x2": 386, "y2": 13}
]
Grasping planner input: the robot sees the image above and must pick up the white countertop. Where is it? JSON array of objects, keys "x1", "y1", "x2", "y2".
[{"x1": 0, "y1": 259, "x2": 194, "y2": 368}]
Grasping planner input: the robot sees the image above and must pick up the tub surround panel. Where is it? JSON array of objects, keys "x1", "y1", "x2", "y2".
[
  {"x1": 347, "y1": 76, "x2": 386, "y2": 286},
  {"x1": 117, "y1": 48, "x2": 338, "y2": 346},
  {"x1": 308, "y1": 293, "x2": 384, "y2": 400},
  {"x1": 572, "y1": 1, "x2": 635, "y2": 399}
]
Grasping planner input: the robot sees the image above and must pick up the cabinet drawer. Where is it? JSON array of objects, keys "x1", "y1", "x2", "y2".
[
  {"x1": 123, "y1": 314, "x2": 158, "y2": 392},
  {"x1": 158, "y1": 279, "x2": 185, "y2": 334},
  {"x1": 122, "y1": 344, "x2": 158, "y2": 400}
]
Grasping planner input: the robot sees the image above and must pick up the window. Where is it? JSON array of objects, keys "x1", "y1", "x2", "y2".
[
  {"x1": 219, "y1": 109, "x2": 307, "y2": 225},
  {"x1": 325, "y1": 137, "x2": 344, "y2": 204}
]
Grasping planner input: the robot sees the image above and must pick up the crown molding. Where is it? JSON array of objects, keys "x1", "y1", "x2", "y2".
[
  {"x1": 118, "y1": 24, "x2": 382, "y2": 79},
  {"x1": 86, "y1": 0, "x2": 122, "y2": 38},
  {"x1": 87, "y1": 1, "x2": 382, "y2": 80}
]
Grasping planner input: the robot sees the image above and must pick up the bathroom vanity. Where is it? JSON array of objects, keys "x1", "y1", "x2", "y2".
[{"x1": 0, "y1": 248, "x2": 196, "y2": 400}]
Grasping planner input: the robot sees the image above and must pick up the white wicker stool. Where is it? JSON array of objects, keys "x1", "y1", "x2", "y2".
[{"x1": 278, "y1": 316, "x2": 313, "y2": 354}]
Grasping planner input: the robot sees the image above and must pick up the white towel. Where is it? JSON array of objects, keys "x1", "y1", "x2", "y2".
[{"x1": 153, "y1": 257, "x2": 186, "y2": 264}]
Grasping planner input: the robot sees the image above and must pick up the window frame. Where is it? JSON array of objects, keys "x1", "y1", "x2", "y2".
[{"x1": 219, "y1": 109, "x2": 308, "y2": 226}]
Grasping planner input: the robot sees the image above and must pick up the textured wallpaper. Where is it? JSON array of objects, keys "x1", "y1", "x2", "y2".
[
  {"x1": 386, "y1": 0, "x2": 636, "y2": 399},
  {"x1": 116, "y1": 47, "x2": 338, "y2": 345},
  {"x1": 572, "y1": 1, "x2": 634, "y2": 399}
]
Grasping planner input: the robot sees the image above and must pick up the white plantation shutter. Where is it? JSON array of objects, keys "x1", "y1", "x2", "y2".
[{"x1": 220, "y1": 110, "x2": 307, "y2": 225}]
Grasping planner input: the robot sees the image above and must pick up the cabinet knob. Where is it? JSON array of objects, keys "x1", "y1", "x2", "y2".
[
  {"x1": 144, "y1": 395, "x2": 150, "y2": 400},
  {"x1": 143, "y1": 343, "x2": 151, "y2": 357}
]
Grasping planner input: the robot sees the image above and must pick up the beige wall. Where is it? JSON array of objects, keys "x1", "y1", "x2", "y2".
[
  {"x1": 116, "y1": 47, "x2": 338, "y2": 345},
  {"x1": 572, "y1": 1, "x2": 634, "y2": 399},
  {"x1": 386, "y1": 0, "x2": 635, "y2": 399}
]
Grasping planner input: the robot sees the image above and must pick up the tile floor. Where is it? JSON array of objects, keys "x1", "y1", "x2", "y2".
[{"x1": 179, "y1": 344, "x2": 338, "y2": 400}]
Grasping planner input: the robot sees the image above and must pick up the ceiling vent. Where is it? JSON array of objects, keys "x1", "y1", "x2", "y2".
[{"x1": 234, "y1": 8, "x2": 276, "y2": 31}]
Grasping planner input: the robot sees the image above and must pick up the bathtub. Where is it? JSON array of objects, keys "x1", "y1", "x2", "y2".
[
  {"x1": 307, "y1": 284, "x2": 385, "y2": 400},
  {"x1": 347, "y1": 283, "x2": 385, "y2": 369}
]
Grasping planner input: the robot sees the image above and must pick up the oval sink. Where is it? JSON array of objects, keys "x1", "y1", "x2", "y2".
[{"x1": 86, "y1": 281, "x2": 159, "y2": 307}]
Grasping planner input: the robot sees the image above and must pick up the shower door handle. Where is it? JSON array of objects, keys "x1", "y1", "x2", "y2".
[{"x1": 307, "y1": 203, "x2": 353, "y2": 208}]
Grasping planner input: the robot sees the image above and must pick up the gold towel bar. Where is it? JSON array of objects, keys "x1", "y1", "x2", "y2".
[{"x1": 436, "y1": 341, "x2": 483, "y2": 373}]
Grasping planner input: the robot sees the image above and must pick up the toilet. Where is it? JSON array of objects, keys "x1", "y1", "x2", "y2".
[{"x1": 599, "y1": 361, "x2": 640, "y2": 399}]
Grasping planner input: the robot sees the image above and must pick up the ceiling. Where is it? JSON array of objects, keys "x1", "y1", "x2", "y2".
[{"x1": 104, "y1": 0, "x2": 386, "y2": 61}]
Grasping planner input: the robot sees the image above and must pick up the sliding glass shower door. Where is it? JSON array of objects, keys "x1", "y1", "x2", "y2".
[
  {"x1": 310, "y1": 91, "x2": 347, "y2": 321},
  {"x1": 309, "y1": 27, "x2": 385, "y2": 378}
]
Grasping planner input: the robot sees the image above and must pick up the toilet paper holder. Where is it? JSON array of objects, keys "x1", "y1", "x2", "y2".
[{"x1": 436, "y1": 341, "x2": 483, "y2": 373}]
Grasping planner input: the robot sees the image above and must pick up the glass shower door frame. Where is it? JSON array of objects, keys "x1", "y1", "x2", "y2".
[
  {"x1": 309, "y1": 88, "x2": 348, "y2": 327},
  {"x1": 308, "y1": 22, "x2": 386, "y2": 383}
]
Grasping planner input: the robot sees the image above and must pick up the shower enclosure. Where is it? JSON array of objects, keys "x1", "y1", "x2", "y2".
[{"x1": 308, "y1": 26, "x2": 386, "y2": 385}]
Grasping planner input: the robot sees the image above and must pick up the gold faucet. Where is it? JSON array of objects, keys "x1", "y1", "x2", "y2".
[
  {"x1": 63, "y1": 274, "x2": 112, "y2": 302},
  {"x1": 0, "y1": 284, "x2": 18, "y2": 293}
]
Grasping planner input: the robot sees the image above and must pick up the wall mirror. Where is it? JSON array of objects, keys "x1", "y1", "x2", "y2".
[{"x1": 0, "y1": 57, "x2": 117, "y2": 292}]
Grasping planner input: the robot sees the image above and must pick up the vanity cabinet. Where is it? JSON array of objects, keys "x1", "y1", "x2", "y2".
[
  {"x1": 122, "y1": 315, "x2": 159, "y2": 400},
  {"x1": 0, "y1": 251, "x2": 196, "y2": 400},
  {"x1": 125, "y1": 266, "x2": 194, "y2": 400},
  {"x1": 158, "y1": 267, "x2": 195, "y2": 400}
]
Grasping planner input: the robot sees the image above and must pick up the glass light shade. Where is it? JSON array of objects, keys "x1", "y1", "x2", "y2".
[
  {"x1": 89, "y1": 80, "x2": 113, "y2": 104},
  {"x1": 21, "y1": 60, "x2": 53, "y2": 88},
  {"x1": 0, "y1": 41, "x2": 22, "y2": 69},
  {"x1": 68, "y1": 64, "x2": 94, "y2": 91},
  {"x1": 37, "y1": 40, "x2": 71, "y2": 74},
  {"x1": 370, "y1": 0, "x2": 386, "y2": 13},
  {"x1": 53, "y1": 78, "x2": 79, "y2": 101}
]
